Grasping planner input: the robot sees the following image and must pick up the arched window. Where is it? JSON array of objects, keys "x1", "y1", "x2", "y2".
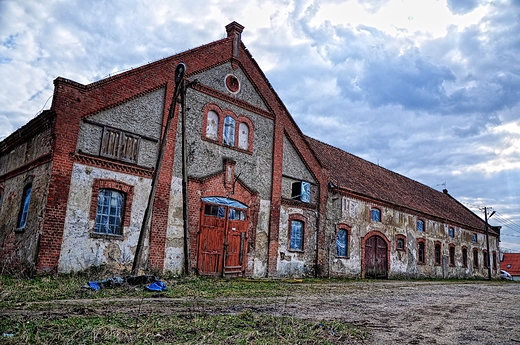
[
  {"x1": 223, "y1": 116, "x2": 235, "y2": 146},
  {"x1": 396, "y1": 236, "x2": 406, "y2": 251},
  {"x1": 237, "y1": 122, "x2": 249, "y2": 150},
  {"x1": 205, "y1": 110, "x2": 219, "y2": 140},
  {"x1": 17, "y1": 184, "x2": 32, "y2": 229},
  {"x1": 371, "y1": 208, "x2": 381, "y2": 222},
  {"x1": 462, "y1": 246, "x2": 468, "y2": 268},
  {"x1": 483, "y1": 250, "x2": 489, "y2": 269},
  {"x1": 336, "y1": 228, "x2": 349, "y2": 257},
  {"x1": 434, "y1": 242, "x2": 442, "y2": 265},
  {"x1": 449, "y1": 244, "x2": 456, "y2": 266},
  {"x1": 473, "y1": 248, "x2": 479, "y2": 268},
  {"x1": 417, "y1": 239, "x2": 426, "y2": 264},
  {"x1": 95, "y1": 189, "x2": 124, "y2": 235}
]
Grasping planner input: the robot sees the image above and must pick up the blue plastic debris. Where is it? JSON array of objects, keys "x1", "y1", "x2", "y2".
[
  {"x1": 88, "y1": 281, "x2": 100, "y2": 291},
  {"x1": 145, "y1": 281, "x2": 167, "y2": 292}
]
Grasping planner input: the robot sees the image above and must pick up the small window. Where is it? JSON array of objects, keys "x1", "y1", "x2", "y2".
[
  {"x1": 434, "y1": 242, "x2": 441, "y2": 265},
  {"x1": 237, "y1": 122, "x2": 249, "y2": 150},
  {"x1": 205, "y1": 110, "x2": 219, "y2": 140},
  {"x1": 397, "y1": 238, "x2": 405, "y2": 251},
  {"x1": 472, "y1": 233, "x2": 477, "y2": 243},
  {"x1": 483, "y1": 250, "x2": 489, "y2": 269},
  {"x1": 448, "y1": 227, "x2": 454, "y2": 238},
  {"x1": 223, "y1": 116, "x2": 236, "y2": 146},
  {"x1": 371, "y1": 208, "x2": 381, "y2": 222},
  {"x1": 291, "y1": 181, "x2": 311, "y2": 203},
  {"x1": 462, "y1": 247, "x2": 468, "y2": 268},
  {"x1": 17, "y1": 184, "x2": 32, "y2": 229},
  {"x1": 204, "y1": 204, "x2": 225, "y2": 219},
  {"x1": 229, "y1": 208, "x2": 246, "y2": 221},
  {"x1": 449, "y1": 245, "x2": 455, "y2": 266},
  {"x1": 95, "y1": 189, "x2": 124, "y2": 235},
  {"x1": 289, "y1": 220, "x2": 304, "y2": 251},
  {"x1": 396, "y1": 235, "x2": 406, "y2": 252},
  {"x1": 417, "y1": 240, "x2": 426, "y2": 264},
  {"x1": 417, "y1": 219, "x2": 424, "y2": 232},
  {"x1": 473, "y1": 248, "x2": 479, "y2": 268},
  {"x1": 336, "y1": 229, "x2": 348, "y2": 257}
]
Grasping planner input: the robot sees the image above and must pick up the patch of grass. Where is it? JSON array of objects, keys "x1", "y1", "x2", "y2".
[{"x1": 0, "y1": 310, "x2": 368, "y2": 344}]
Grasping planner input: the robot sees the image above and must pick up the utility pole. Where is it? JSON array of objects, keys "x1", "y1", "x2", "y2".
[
  {"x1": 132, "y1": 63, "x2": 186, "y2": 275},
  {"x1": 484, "y1": 207, "x2": 495, "y2": 280}
]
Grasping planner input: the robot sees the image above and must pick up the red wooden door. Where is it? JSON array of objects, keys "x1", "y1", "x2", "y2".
[
  {"x1": 364, "y1": 235, "x2": 388, "y2": 278},
  {"x1": 197, "y1": 203, "x2": 248, "y2": 277}
]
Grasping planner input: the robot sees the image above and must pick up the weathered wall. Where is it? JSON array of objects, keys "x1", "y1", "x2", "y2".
[
  {"x1": 327, "y1": 194, "x2": 501, "y2": 279},
  {"x1": 58, "y1": 163, "x2": 151, "y2": 272},
  {"x1": 0, "y1": 124, "x2": 54, "y2": 274}
]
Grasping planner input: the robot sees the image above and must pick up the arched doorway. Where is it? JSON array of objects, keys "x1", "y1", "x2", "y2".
[
  {"x1": 363, "y1": 234, "x2": 389, "y2": 279},
  {"x1": 197, "y1": 197, "x2": 248, "y2": 277}
]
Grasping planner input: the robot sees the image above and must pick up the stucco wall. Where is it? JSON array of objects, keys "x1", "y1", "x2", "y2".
[
  {"x1": 327, "y1": 194, "x2": 501, "y2": 279},
  {"x1": 58, "y1": 163, "x2": 151, "y2": 272}
]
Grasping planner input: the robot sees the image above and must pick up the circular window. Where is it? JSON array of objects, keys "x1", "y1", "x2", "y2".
[{"x1": 225, "y1": 74, "x2": 240, "y2": 93}]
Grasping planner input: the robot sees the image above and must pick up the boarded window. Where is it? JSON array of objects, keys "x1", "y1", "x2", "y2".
[
  {"x1": 223, "y1": 116, "x2": 235, "y2": 146},
  {"x1": 336, "y1": 229, "x2": 348, "y2": 257},
  {"x1": 434, "y1": 243, "x2": 441, "y2": 265},
  {"x1": 101, "y1": 127, "x2": 140, "y2": 164},
  {"x1": 290, "y1": 220, "x2": 304, "y2": 251},
  {"x1": 95, "y1": 189, "x2": 124, "y2": 235},
  {"x1": 371, "y1": 208, "x2": 381, "y2": 222},
  {"x1": 449, "y1": 245, "x2": 455, "y2": 266},
  {"x1": 17, "y1": 184, "x2": 32, "y2": 229},
  {"x1": 418, "y1": 241, "x2": 425, "y2": 264},
  {"x1": 205, "y1": 110, "x2": 219, "y2": 140},
  {"x1": 291, "y1": 181, "x2": 311, "y2": 203},
  {"x1": 237, "y1": 122, "x2": 249, "y2": 150}
]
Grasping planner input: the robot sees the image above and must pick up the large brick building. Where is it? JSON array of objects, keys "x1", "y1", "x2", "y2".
[{"x1": 0, "y1": 22, "x2": 501, "y2": 278}]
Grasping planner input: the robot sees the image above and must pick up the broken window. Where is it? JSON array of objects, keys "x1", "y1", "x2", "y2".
[
  {"x1": 371, "y1": 208, "x2": 381, "y2": 222},
  {"x1": 434, "y1": 242, "x2": 441, "y2": 265},
  {"x1": 462, "y1": 247, "x2": 468, "y2": 268},
  {"x1": 448, "y1": 227, "x2": 454, "y2": 238},
  {"x1": 17, "y1": 184, "x2": 32, "y2": 229},
  {"x1": 100, "y1": 127, "x2": 140, "y2": 164},
  {"x1": 417, "y1": 240, "x2": 425, "y2": 264},
  {"x1": 291, "y1": 181, "x2": 311, "y2": 203},
  {"x1": 204, "y1": 204, "x2": 225, "y2": 219},
  {"x1": 223, "y1": 116, "x2": 235, "y2": 146},
  {"x1": 237, "y1": 122, "x2": 249, "y2": 150},
  {"x1": 95, "y1": 189, "x2": 124, "y2": 235},
  {"x1": 289, "y1": 220, "x2": 304, "y2": 251},
  {"x1": 336, "y1": 229, "x2": 348, "y2": 257},
  {"x1": 229, "y1": 208, "x2": 246, "y2": 221},
  {"x1": 449, "y1": 245, "x2": 456, "y2": 266},
  {"x1": 205, "y1": 110, "x2": 219, "y2": 140},
  {"x1": 417, "y1": 219, "x2": 424, "y2": 232}
]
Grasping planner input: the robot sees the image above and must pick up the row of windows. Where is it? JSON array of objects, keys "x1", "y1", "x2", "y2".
[
  {"x1": 203, "y1": 105, "x2": 253, "y2": 152},
  {"x1": 371, "y1": 208, "x2": 480, "y2": 243}
]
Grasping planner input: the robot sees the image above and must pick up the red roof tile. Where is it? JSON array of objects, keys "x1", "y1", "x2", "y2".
[
  {"x1": 501, "y1": 253, "x2": 520, "y2": 276},
  {"x1": 305, "y1": 136, "x2": 494, "y2": 234}
]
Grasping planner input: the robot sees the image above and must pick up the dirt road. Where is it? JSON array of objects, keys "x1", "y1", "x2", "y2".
[{"x1": 7, "y1": 280, "x2": 520, "y2": 344}]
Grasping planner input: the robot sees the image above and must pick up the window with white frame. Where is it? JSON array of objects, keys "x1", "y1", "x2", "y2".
[
  {"x1": 289, "y1": 219, "x2": 304, "y2": 251},
  {"x1": 205, "y1": 110, "x2": 219, "y2": 140},
  {"x1": 94, "y1": 189, "x2": 124, "y2": 235}
]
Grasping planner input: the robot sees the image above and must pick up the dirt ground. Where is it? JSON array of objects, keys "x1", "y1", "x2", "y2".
[{"x1": 6, "y1": 280, "x2": 520, "y2": 344}]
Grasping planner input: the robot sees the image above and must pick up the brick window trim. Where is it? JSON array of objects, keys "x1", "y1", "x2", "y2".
[
  {"x1": 336, "y1": 223, "x2": 351, "y2": 258},
  {"x1": 448, "y1": 244, "x2": 456, "y2": 267},
  {"x1": 201, "y1": 103, "x2": 254, "y2": 153},
  {"x1": 417, "y1": 238, "x2": 426, "y2": 265},
  {"x1": 434, "y1": 241, "x2": 442, "y2": 266},
  {"x1": 395, "y1": 234, "x2": 406, "y2": 252},
  {"x1": 89, "y1": 179, "x2": 134, "y2": 236},
  {"x1": 461, "y1": 246, "x2": 468, "y2": 268},
  {"x1": 288, "y1": 214, "x2": 306, "y2": 253}
]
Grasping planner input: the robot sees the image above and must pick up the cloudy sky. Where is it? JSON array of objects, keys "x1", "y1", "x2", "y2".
[{"x1": 1, "y1": 0, "x2": 520, "y2": 250}]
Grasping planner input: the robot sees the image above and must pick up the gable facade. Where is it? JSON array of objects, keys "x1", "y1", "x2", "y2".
[{"x1": 0, "y1": 22, "x2": 499, "y2": 279}]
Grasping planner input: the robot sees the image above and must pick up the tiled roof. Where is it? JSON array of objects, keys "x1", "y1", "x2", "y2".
[
  {"x1": 305, "y1": 136, "x2": 493, "y2": 234},
  {"x1": 501, "y1": 253, "x2": 520, "y2": 276}
]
